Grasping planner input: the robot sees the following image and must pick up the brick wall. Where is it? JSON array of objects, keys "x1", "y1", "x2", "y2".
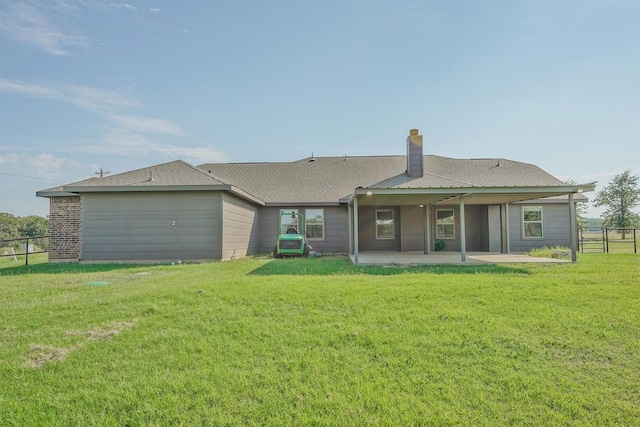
[{"x1": 49, "y1": 196, "x2": 82, "y2": 261}]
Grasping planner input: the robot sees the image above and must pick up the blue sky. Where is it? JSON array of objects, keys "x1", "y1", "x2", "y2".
[{"x1": 1, "y1": 0, "x2": 638, "y2": 218}]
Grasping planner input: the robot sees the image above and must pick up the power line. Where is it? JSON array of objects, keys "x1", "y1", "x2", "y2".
[
  {"x1": 0, "y1": 171, "x2": 68, "y2": 182},
  {"x1": 95, "y1": 168, "x2": 110, "y2": 178}
]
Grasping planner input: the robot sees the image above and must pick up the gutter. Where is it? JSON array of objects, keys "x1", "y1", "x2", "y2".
[
  {"x1": 346, "y1": 182, "x2": 597, "y2": 205},
  {"x1": 55, "y1": 184, "x2": 266, "y2": 206}
]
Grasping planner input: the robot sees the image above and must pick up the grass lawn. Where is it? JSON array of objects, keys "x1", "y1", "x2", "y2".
[{"x1": 0, "y1": 254, "x2": 638, "y2": 425}]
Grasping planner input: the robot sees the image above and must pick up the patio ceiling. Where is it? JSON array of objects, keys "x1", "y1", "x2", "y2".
[
  {"x1": 348, "y1": 183, "x2": 596, "y2": 265},
  {"x1": 350, "y1": 184, "x2": 596, "y2": 207}
]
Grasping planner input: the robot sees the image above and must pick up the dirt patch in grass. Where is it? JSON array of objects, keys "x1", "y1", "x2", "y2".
[
  {"x1": 25, "y1": 344, "x2": 77, "y2": 368},
  {"x1": 26, "y1": 319, "x2": 138, "y2": 368},
  {"x1": 85, "y1": 320, "x2": 137, "y2": 341}
]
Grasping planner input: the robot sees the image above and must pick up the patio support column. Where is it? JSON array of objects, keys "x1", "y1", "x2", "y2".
[
  {"x1": 569, "y1": 193, "x2": 577, "y2": 262},
  {"x1": 500, "y1": 204, "x2": 506, "y2": 253},
  {"x1": 460, "y1": 196, "x2": 466, "y2": 262},
  {"x1": 353, "y1": 195, "x2": 359, "y2": 264},
  {"x1": 423, "y1": 204, "x2": 430, "y2": 254},
  {"x1": 503, "y1": 203, "x2": 511, "y2": 253},
  {"x1": 348, "y1": 204, "x2": 353, "y2": 255}
]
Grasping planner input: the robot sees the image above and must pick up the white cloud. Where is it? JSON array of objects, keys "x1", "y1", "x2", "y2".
[
  {"x1": 0, "y1": 79, "x2": 58, "y2": 98},
  {"x1": 0, "y1": 153, "x2": 23, "y2": 164},
  {"x1": 0, "y1": 78, "x2": 140, "y2": 113},
  {"x1": 108, "y1": 3, "x2": 138, "y2": 12},
  {"x1": 75, "y1": 130, "x2": 229, "y2": 163},
  {"x1": 64, "y1": 84, "x2": 141, "y2": 112},
  {"x1": 92, "y1": 128, "x2": 213, "y2": 161},
  {"x1": 109, "y1": 115, "x2": 185, "y2": 136},
  {"x1": 0, "y1": 2, "x2": 89, "y2": 56},
  {"x1": 0, "y1": 77, "x2": 228, "y2": 163},
  {"x1": 577, "y1": 169, "x2": 637, "y2": 180},
  {"x1": 0, "y1": 77, "x2": 181, "y2": 135},
  {"x1": 31, "y1": 153, "x2": 82, "y2": 170},
  {"x1": 149, "y1": 8, "x2": 162, "y2": 13},
  {"x1": 157, "y1": 145, "x2": 230, "y2": 163},
  {"x1": 0, "y1": 151, "x2": 83, "y2": 181}
]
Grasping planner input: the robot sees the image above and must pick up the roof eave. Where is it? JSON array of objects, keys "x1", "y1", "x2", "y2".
[
  {"x1": 62, "y1": 184, "x2": 232, "y2": 193},
  {"x1": 36, "y1": 190, "x2": 79, "y2": 198},
  {"x1": 349, "y1": 183, "x2": 597, "y2": 206},
  {"x1": 354, "y1": 183, "x2": 597, "y2": 196},
  {"x1": 264, "y1": 201, "x2": 342, "y2": 207},
  {"x1": 58, "y1": 184, "x2": 266, "y2": 206}
]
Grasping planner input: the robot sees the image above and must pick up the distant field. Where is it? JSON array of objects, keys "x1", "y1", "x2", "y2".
[
  {"x1": 580, "y1": 230, "x2": 638, "y2": 254},
  {"x1": 0, "y1": 254, "x2": 638, "y2": 425},
  {"x1": 0, "y1": 252, "x2": 46, "y2": 265}
]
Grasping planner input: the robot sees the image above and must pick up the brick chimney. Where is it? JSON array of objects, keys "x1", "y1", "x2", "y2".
[{"x1": 406, "y1": 129, "x2": 423, "y2": 177}]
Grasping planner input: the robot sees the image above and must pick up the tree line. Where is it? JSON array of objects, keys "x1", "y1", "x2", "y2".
[
  {"x1": 0, "y1": 213, "x2": 49, "y2": 249},
  {"x1": 593, "y1": 170, "x2": 640, "y2": 233}
]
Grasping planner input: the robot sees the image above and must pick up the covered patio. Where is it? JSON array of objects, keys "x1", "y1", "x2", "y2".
[
  {"x1": 348, "y1": 251, "x2": 569, "y2": 265},
  {"x1": 346, "y1": 184, "x2": 595, "y2": 265}
]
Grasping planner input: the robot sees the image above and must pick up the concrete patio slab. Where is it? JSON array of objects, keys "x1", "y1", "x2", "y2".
[{"x1": 349, "y1": 251, "x2": 569, "y2": 265}]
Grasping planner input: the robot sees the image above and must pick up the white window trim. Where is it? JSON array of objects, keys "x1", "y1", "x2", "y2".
[
  {"x1": 435, "y1": 209, "x2": 455, "y2": 240},
  {"x1": 279, "y1": 209, "x2": 299, "y2": 235},
  {"x1": 522, "y1": 206, "x2": 544, "y2": 239},
  {"x1": 305, "y1": 208, "x2": 324, "y2": 240},
  {"x1": 375, "y1": 209, "x2": 395, "y2": 240}
]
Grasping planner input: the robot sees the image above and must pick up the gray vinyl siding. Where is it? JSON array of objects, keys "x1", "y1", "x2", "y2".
[
  {"x1": 508, "y1": 202, "x2": 571, "y2": 251},
  {"x1": 400, "y1": 206, "x2": 424, "y2": 251},
  {"x1": 488, "y1": 205, "x2": 502, "y2": 252},
  {"x1": 463, "y1": 206, "x2": 482, "y2": 251},
  {"x1": 256, "y1": 207, "x2": 280, "y2": 253},
  {"x1": 356, "y1": 204, "x2": 490, "y2": 253},
  {"x1": 256, "y1": 206, "x2": 349, "y2": 254},
  {"x1": 477, "y1": 205, "x2": 490, "y2": 252},
  {"x1": 81, "y1": 191, "x2": 221, "y2": 261},
  {"x1": 428, "y1": 205, "x2": 487, "y2": 252},
  {"x1": 221, "y1": 193, "x2": 259, "y2": 260},
  {"x1": 311, "y1": 206, "x2": 349, "y2": 253},
  {"x1": 358, "y1": 206, "x2": 401, "y2": 252}
]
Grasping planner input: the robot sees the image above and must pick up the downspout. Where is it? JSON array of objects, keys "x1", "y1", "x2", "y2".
[
  {"x1": 348, "y1": 204, "x2": 353, "y2": 255},
  {"x1": 499, "y1": 204, "x2": 505, "y2": 253},
  {"x1": 504, "y1": 203, "x2": 511, "y2": 253},
  {"x1": 353, "y1": 195, "x2": 359, "y2": 264}
]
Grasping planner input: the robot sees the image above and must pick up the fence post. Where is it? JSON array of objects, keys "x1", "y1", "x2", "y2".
[
  {"x1": 605, "y1": 228, "x2": 609, "y2": 253},
  {"x1": 635, "y1": 229, "x2": 637, "y2": 254},
  {"x1": 25, "y1": 237, "x2": 29, "y2": 266},
  {"x1": 579, "y1": 228, "x2": 583, "y2": 253}
]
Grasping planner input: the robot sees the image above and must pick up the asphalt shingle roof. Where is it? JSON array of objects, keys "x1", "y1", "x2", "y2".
[
  {"x1": 38, "y1": 154, "x2": 580, "y2": 205},
  {"x1": 64, "y1": 160, "x2": 226, "y2": 189},
  {"x1": 198, "y1": 155, "x2": 566, "y2": 204}
]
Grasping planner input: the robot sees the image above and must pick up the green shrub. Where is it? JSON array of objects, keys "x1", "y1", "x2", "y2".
[{"x1": 528, "y1": 245, "x2": 571, "y2": 258}]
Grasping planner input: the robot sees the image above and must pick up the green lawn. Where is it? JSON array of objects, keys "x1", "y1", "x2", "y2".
[{"x1": 1, "y1": 254, "x2": 638, "y2": 425}]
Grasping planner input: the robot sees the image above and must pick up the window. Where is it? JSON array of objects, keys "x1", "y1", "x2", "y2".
[
  {"x1": 436, "y1": 209, "x2": 455, "y2": 239},
  {"x1": 305, "y1": 209, "x2": 324, "y2": 240},
  {"x1": 376, "y1": 210, "x2": 394, "y2": 239},
  {"x1": 523, "y1": 206, "x2": 543, "y2": 238},
  {"x1": 280, "y1": 209, "x2": 299, "y2": 234}
]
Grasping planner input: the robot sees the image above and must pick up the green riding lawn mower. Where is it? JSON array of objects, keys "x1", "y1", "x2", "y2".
[{"x1": 273, "y1": 211, "x2": 313, "y2": 258}]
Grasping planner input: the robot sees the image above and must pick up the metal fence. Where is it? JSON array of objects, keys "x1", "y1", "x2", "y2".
[
  {"x1": 0, "y1": 236, "x2": 49, "y2": 265},
  {"x1": 579, "y1": 228, "x2": 637, "y2": 254}
]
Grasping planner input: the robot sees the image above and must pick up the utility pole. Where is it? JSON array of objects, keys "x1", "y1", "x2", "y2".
[{"x1": 95, "y1": 168, "x2": 110, "y2": 178}]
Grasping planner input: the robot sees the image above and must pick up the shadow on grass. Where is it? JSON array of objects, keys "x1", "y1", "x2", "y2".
[
  {"x1": 0, "y1": 262, "x2": 145, "y2": 276},
  {"x1": 249, "y1": 256, "x2": 531, "y2": 276}
]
